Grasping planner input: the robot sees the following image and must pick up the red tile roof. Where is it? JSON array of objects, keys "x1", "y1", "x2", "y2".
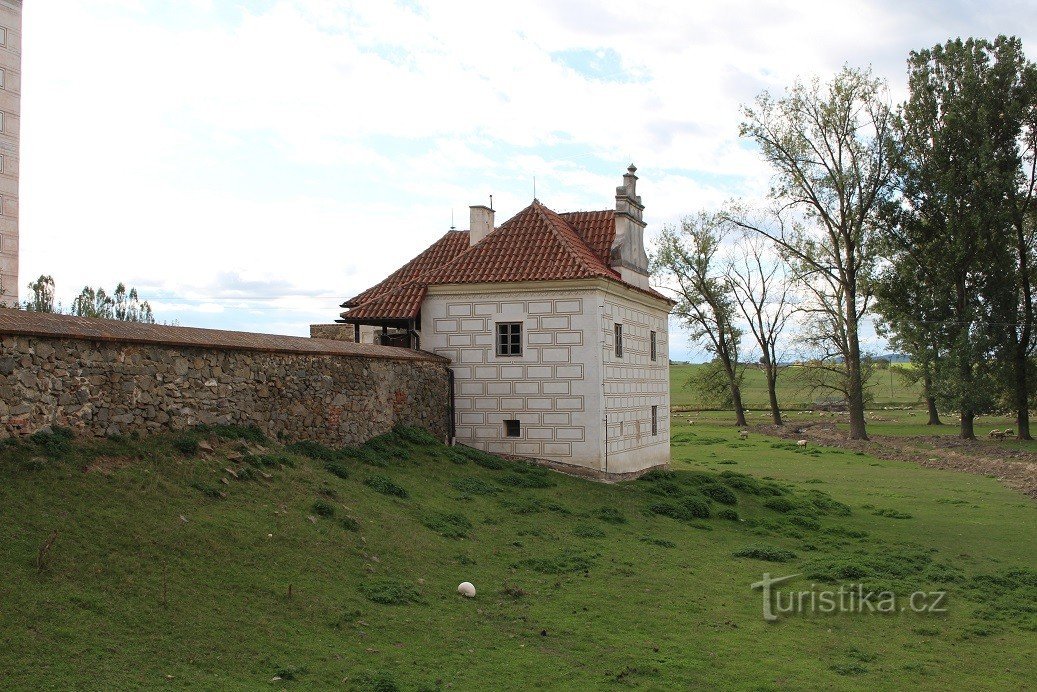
[
  {"x1": 341, "y1": 230, "x2": 470, "y2": 308},
  {"x1": 560, "y1": 210, "x2": 617, "y2": 266},
  {"x1": 417, "y1": 201, "x2": 620, "y2": 286},
  {"x1": 340, "y1": 200, "x2": 669, "y2": 322}
]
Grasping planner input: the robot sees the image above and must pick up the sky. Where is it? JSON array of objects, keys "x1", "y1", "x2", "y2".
[{"x1": 18, "y1": 0, "x2": 1036, "y2": 360}]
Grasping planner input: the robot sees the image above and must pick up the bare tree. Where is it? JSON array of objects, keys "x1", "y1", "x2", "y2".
[
  {"x1": 727, "y1": 228, "x2": 794, "y2": 425},
  {"x1": 731, "y1": 66, "x2": 897, "y2": 440},
  {"x1": 655, "y1": 213, "x2": 748, "y2": 427}
]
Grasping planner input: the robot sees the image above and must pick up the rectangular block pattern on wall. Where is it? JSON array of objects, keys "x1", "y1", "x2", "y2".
[
  {"x1": 602, "y1": 297, "x2": 670, "y2": 457},
  {"x1": 429, "y1": 292, "x2": 592, "y2": 460}
]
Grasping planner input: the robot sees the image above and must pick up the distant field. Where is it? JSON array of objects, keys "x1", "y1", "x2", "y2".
[{"x1": 670, "y1": 363, "x2": 924, "y2": 410}]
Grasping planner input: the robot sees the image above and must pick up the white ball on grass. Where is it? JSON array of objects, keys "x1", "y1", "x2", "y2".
[{"x1": 457, "y1": 581, "x2": 476, "y2": 598}]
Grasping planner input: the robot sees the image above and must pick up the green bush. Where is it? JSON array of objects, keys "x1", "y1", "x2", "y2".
[
  {"x1": 359, "y1": 578, "x2": 421, "y2": 605},
  {"x1": 596, "y1": 507, "x2": 628, "y2": 524},
  {"x1": 648, "y1": 495, "x2": 711, "y2": 522},
  {"x1": 733, "y1": 545, "x2": 797, "y2": 562},
  {"x1": 340, "y1": 516, "x2": 360, "y2": 531},
  {"x1": 572, "y1": 523, "x2": 606, "y2": 538},
  {"x1": 311, "y1": 500, "x2": 335, "y2": 517},
  {"x1": 172, "y1": 437, "x2": 199, "y2": 456},
  {"x1": 701, "y1": 483, "x2": 737, "y2": 505},
  {"x1": 450, "y1": 476, "x2": 498, "y2": 496},
  {"x1": 422, "y1": 511, "x2": 472, "y2": 538},
  {"x1": 324, "y1": 461, "x2": 351, "y2": 479},
  {"x1": 363, "y1": 474, "x2": 409, "y2": 498},
  {"x1": 393, "y1": 425, "x2": 439, "y2": 446},
  {"x1": 716, "y1": 508, "x2": 740, "y2": 521},
  {"x1": 286, "y1": 440, "x2": 340, "y2": 461},
  {"x1": 498, "y1": 470, "x2": 555, "y2": 489},
  {"x1": 763, "y1": 496, "x2": 800, "y2": 513}
]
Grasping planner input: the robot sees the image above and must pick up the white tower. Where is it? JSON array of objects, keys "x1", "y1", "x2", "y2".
[{"x1": 0, "y1": 0, "x2": 20, "y2": 306}]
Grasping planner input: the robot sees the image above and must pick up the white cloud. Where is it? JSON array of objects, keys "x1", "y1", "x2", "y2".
[{"x1": 17, "y1": 1, "x2": 1035, "y2": 352}]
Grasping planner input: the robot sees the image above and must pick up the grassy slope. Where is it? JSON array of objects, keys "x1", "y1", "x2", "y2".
[
  {"x1": 1, "y1": 425, "x2": 1034, "y2": 690},
  {"x1": 670, "y1": 363, "x2": 924, "y2": 410}
]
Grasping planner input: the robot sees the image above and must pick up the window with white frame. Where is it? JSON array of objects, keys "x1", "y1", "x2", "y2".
[
  {"x1": 650, "y1": 330, "x2": 657, "y2": 361},
  {"x1": 614, "y1": 323, "x2": 623, "y2": 358}
]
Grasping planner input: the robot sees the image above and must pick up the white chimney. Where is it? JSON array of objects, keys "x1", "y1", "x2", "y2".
[{"x1": 469, "y1": 204, "x2": 495, "y2": 246}]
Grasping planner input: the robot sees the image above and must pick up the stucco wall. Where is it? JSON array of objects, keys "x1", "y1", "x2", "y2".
[
  {"x1": 0, "y1": 311, "x2": 450, "y2": 444},
  {"x1": 600, "y1": 290, "x2": 671, "y2": 474},
  {"x1": 421, "y1": 282, "x2": 670, "y2": 476},
  {"x1": 422, "y1": 287, "x2": 604, "y2": 470},
  {"x1": 0, "y1": 1, "x2": 21, "y2": 305}
]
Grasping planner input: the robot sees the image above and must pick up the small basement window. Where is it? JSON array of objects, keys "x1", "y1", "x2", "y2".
[
  {"x1": 651, "y1": 406, "x2": 658, "y2": 436},
  {"x1": 614, "y1": 323, "x2": 623, "y2": 358},
  {"x1": 504, "y1": 419, "x2": 521, "y2": 437},
  {"x1": 650, "y1": 330, "x2": 657, "y2": 361},
  {"x1": 496, "y1": 322, "x2": 522, "y2": 356}
]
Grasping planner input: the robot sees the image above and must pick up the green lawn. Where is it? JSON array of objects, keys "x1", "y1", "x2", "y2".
[
  {"x1": 1, "y1": 424, "x2": 1033, "y2": 689},
  {"x1": 670, "y1": 363, "x2": 925, "y2": 410}
]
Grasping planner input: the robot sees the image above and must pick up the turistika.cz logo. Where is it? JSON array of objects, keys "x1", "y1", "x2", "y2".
[{"x1": 751, "y1": 573, "x2": 948, "y2": 622}]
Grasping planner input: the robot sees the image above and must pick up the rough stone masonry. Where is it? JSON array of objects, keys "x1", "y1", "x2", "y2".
[{"x1": 0, "y1": 311, "x2": 450, "y2": 444}]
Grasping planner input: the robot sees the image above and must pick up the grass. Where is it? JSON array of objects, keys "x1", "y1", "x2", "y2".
[{"x1": 0, "y1": 423, "x2": 1034, "y2": 688}]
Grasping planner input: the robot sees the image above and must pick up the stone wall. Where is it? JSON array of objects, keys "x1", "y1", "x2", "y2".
[
  {"x1": 0, "y1": 311, "x2": 450, "y2": 444},
  {"x1": 309, "y1": 323, "x2": 356, "y2": 341}
]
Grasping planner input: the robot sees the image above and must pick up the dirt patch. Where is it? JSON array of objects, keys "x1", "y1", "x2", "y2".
[
  {"x1": 757, "y1": 422, "x2": 1037, "y2": 500},
  {"x1": 83, "y1": 456, "x2": 134, "y2": 475}
]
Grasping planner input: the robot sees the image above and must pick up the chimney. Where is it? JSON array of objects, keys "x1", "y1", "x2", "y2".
[
  {"x1": 610, "y1": 163, "x2": 651, "y2": 289},
  {"x1": 469, "y1": 203, "x2": 495, "y2": 246}
]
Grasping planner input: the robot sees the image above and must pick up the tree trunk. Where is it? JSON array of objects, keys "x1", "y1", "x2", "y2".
[
  {"x1": 1012, "y1": 217, "x2": 1033, "y2": 440},
  {"x1": 960, "y1": 409, "x2": 975, "y2": 440},
  {"x1": 731, "y1": 383, "x2": 747, "y2": 427},
  {"x1": 926, "y1": 397, "x2": 941, "y2": 426},
  {"x1": 844, "y1": 288, "x2": 868, "y2": 440},
  {"x1": 1013, "y1": 347, "x2": 1032, "y2": 440},
  {"x1": 766, "y1": 365, "x2": 783, "y2": 425},
  {"x1": 922, "y1": 368, "x2": 942, "y2": 426}
]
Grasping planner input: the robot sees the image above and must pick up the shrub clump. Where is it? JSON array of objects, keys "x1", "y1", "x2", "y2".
[
  {"x1": 596, "y1": 507, "x2": 628, "y2": 524},
  {"x1": 716, "y1": 508, "x2": 740, "y2": 521},
  {"x1": 872, "y1": 508, "x2": 913, "y2": 519},
  {"x1": 701, "y1": 483, "x2": 737, "y2": 505},
  {"x1": 363, "y1": 475, "x2": 409, "y2": 498},
  {"x1": 648, "y1": 495, "x2": 711, "y2": 521},
  {"x1": 393, "y1": 425, "x2": 439, "y2": 446},
  {"x1": 171, "y1": 437, "x2": 199, "y2": 457},
  {"x1": 763, "y1": 496, "x2": 801, "y2": 513},
  {"x1": 359, "y1": 578, "x2": 421, "y2": 605},
  {"x1": 311, "y1": 500, "x2": 335, "y2": 518},
  {"x1": 733, "y1": 546, "x2": 797, "y2": 562},
  {"x1": 422, "y1": 511, "x2": 472, "y2": 538},
  {"x1": 324, "y1": 461, "x2": 351, "y2": 480},
  {"x1": 572, "y1": 523, "x2": 606, "y2": 538},
  {"x1": 339, "y1": 516, "x2": 360, "y2": 531},
  {"x1": 286, "y1": 440, "x2": 340, "y2": 462},
  {"x1": 451, "y1": 476, "x2": 499, "y2": 496}
]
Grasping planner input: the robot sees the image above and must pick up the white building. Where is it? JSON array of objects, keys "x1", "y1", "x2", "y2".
[{"x1": 339, "y1": 165, "x2": 673, "y2": 477}]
